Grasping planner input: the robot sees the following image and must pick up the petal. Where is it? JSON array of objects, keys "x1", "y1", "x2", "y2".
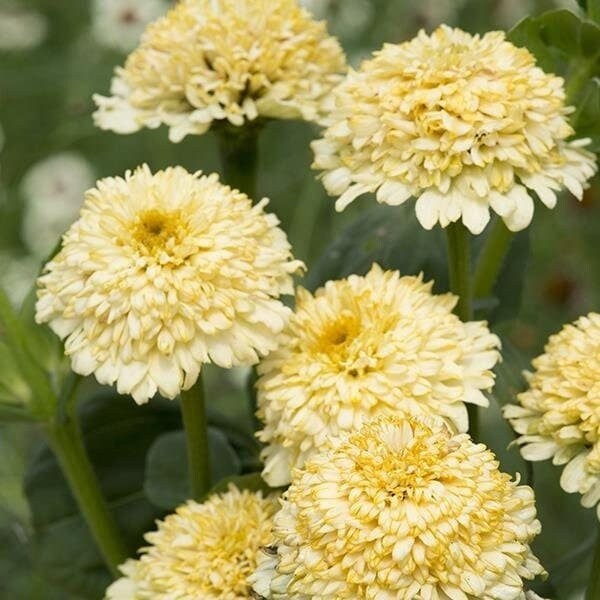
[
  {"x1": 415, "y1": 190, "x2": 443, "y2": 230},
  {"x1": 335, "y1": 183, "x2": 372, "y2": 211},
  {"x1": 376, "y1": 180, "x2": 412, "y2": 206},
  {"x1": 502, "y1": 185, "x2": 535, "y2": 231}
]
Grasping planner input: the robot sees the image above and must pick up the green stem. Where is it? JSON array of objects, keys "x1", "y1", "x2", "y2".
[
  {"x1": 216, "y1": 125, "x2": 261, "y2": 199},
  {"x1": 587, "y1": 524, "x2": 600, "y2": 600},
  {"x1": 446, "y1": 222, "x2": 478, "y2": 438},
  {"x1": 472, "y1": 218, "x2": 514, "y2": 301},
  {"x1": 446, "y1": 222, "x2": 473, "y2": 321},
  {"x1": 180, "y1": 375, "x2": 211, "y2": 501},
  {"x1": 45, "y1": 414, "x2": 128, "y2": 577}
]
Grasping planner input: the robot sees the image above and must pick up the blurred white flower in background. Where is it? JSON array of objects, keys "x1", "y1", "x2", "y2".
[
  {"x1": 412, "y1": 0, "x2": 466, "y2": 27},
  {"x1": 0, "y1": 6, "x2": 48, "y2": 52},
  {"x1": 91, "y1": 0, "x2": 169, "y2": 53},
  {"x1": 21, "y1": 152, "x2": 95, "y2": 257},
  {"x1": 0, "y1": 253, "x2": 39, "y2": 307}
]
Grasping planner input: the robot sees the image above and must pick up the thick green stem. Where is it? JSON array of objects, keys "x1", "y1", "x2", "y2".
[
  {"x1": 45, "y1": 415, "x2": 128, "y2": 577},
  {"x1": 587, "y1": 524, "x2": 600, "y2": 600},
  {"x1": 446, "y1": 222, "x2": 478, "y2": 438},
  {"x1": 217, "y1": 125, "x2": 260, "y2": 199},
  {"x1": 473, "y1": 218, "x2": 514, "y2": 301},
  {"x1": 446, "y1": 222, "x2": 473, "y2": 321},
  {"x1": 180, "y1": 375, "x2": 211, "y2": 501}
]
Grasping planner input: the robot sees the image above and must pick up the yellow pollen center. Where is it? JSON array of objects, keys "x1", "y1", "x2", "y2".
[{"x1": 133, "y1": 209, "x2": 183, "y2": 256}]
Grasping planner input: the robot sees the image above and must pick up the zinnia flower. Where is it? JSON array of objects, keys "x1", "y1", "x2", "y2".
[
  {"x1": 251, "y1": 416, "x2": 545, "y2": 599},
  {"x1": 256, "y1": 264, "x2": 500, "y2": 486},
  {"x1": 93, "y1": 0, "x2": 346, "y2": 142},
  {"x1": 105, "y1": 485, "x2": 279, "y2": 599},
  {"x1": 35, "y1": 165, "x2": 303, "y2": 404},
  {"x1": 312, "y1": 25, "x2": 597, "y2": 234},
  {"x1": 504, "y1": 313, "x2": 600, "y2": 521}
]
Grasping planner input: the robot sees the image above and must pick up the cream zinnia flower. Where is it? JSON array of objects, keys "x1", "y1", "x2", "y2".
[
  {"x1": 504, "y1": 313, "x2": 600, "y2": 521},
  {"x1": 251, "y1": 416, "x2": 545, "y2": 599},
  {"x1": 105, "y1": 486, "x2": 279, "y2": 599},
  {"x1": 313, "y1": 25, "x2": 597, "y2": 234},
  {"x1": 257, "y1": 264, "x2": 500, "y2": 486},
  {"x1": 35, "y1": 165, "x2": 303, "y2": 404},
  {"x1": 93, "y1": 0, "x2": 346, "y2": 142}
]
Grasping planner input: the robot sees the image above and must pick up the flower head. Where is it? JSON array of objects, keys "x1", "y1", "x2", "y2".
[
  {"x1": 105, "y1": 485, "x2": 279, "y2": 599},
  {"x1": 504, "y1": 313, "x2": 600, "y2": 521},
  {"x1": 256, "y1": 264, "x2": 500, "y2": 486},
  {"x1": 93, "y1": 0, "x2": 346, "y2": 142},
  {"x1": 251, "y1": 416, "x2": 545, "y2": 599},
  {"x1": 35, "y1": 165, "x2": 303, "y2": 404},
  {"x1": 313, "y1": 25, "x2": 597, "y2": 234}
]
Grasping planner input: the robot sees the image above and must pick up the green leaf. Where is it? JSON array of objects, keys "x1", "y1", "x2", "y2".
[
  {"x1": 0, "y1": 340, "x2": 33, "y2": 410},
  {"x1": 588, "y1": 0, "x2": 600, "y2": 23},
  {"x1": 24, "y1": 393, "x2": 182, "y2": 599},
  {"x1": 208, "y1": 472, "x2": 277, "y2": 497},
  {"x1": 305, "y1": 203, "x2": 449, "y2": 294},
  {"x1": 491, "y1": 337, "x2": 530, "y2": 407},
  {"x1": 571, "y1": 77, "x2": 600, "y2": 150},
  {"x1": 307, "y1": 204, "x2": 529, "y2": 324},
  {"x1": 508, "y1": 9, "x2": 600, "y2": 120},
  {"x1": 0, "y1": 287, "x2": 56, "y2": 419},
  {"x1": 0, "y1": 524, "x2": 79, "y2": 600},
  {"x1": 509, "y1": 9, "x2": 600, "y2": 69},
  {"x1": 143, "y1": 428, "x2": 242, "y2": 511}
]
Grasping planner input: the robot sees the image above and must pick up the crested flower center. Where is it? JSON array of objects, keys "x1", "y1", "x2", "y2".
[
  {"x1": 353, "y1": 421, "x2": 461, "y2": 500},
  {"x1": 311, "y1": 313, "x2": 374, "y2": 377},
  {"x1": 132, "y1": 209, "x2": 186, "y2": 259}
]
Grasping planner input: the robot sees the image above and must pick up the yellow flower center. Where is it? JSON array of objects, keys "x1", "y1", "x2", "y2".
[{"x1": 132, "y1": 209, "x2": 185, "y2": 258}]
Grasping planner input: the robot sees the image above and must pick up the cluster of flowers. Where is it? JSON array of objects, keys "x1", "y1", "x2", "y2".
[{"x1": 32, "y1": 0, "x2": 597, "y2": 598}]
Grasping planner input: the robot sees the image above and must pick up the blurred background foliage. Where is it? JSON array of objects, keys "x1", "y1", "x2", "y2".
[{"x1": 0, "y1": 0, "x2": 599, "y2": 598}]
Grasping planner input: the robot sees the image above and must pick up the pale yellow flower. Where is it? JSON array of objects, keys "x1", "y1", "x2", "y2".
[
  {"x1": 93, "y1": 0, "x2": 346, "y2": 142},
  {"x1": 504, "y1": 313, "x2": 600, "y2": 521},
  {"x1": 257, "y1": 264, "x2": 500, "y2": 486},
  {"x1": 251, "y1": 415, "x2": 545, "y2": 599},
  {"x1": 35, "y1": 165, "x2": 303, "y2": 404},
  {"x1": 105, "y1": 485, "x2": 279, "y2": 599},
  {"x1": 313, "y1": 25, "x2": 597, "y2": 234}
]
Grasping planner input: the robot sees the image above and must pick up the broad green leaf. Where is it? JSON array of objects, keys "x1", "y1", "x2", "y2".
[
  {"x1": 208, "y1": 472, "x2": 276, "y2": 497},
  {"x1": 571, "y1": 77, "x2": 600, "y2": 150},
  {"x1": 24, "y1": 394, "x2": 182, "y2": 599},
  {"x1": 305, "y1": 203, "x2": 449, "y2": 294},
  {"x1": 0, "y1": 524, "x2": 79, "y2": 600},
  {"x1": 588, "y1": 0, "x2": 600, "y2": 23},
  {"x1": 508, "y1": 8, "x2": 600, "y2": 145},
  {"x1": 491, "y1": 338, "x2": 529, "y2": 407},
  {"x1": 509, "y1": 9, "x2": 600, "y2": 71},
  {"x1": 143, "y1": 428, "x2": 242, "y2": 511},
  {"x1": 0, "y1": 287, "x2": 56, "y2": 419},
  {"x1": 307, "y1": 204, "x2": 530, "y2": 324},
  {"x1": 0, "y1": 341, "x2": 32, "y2": 410}
]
